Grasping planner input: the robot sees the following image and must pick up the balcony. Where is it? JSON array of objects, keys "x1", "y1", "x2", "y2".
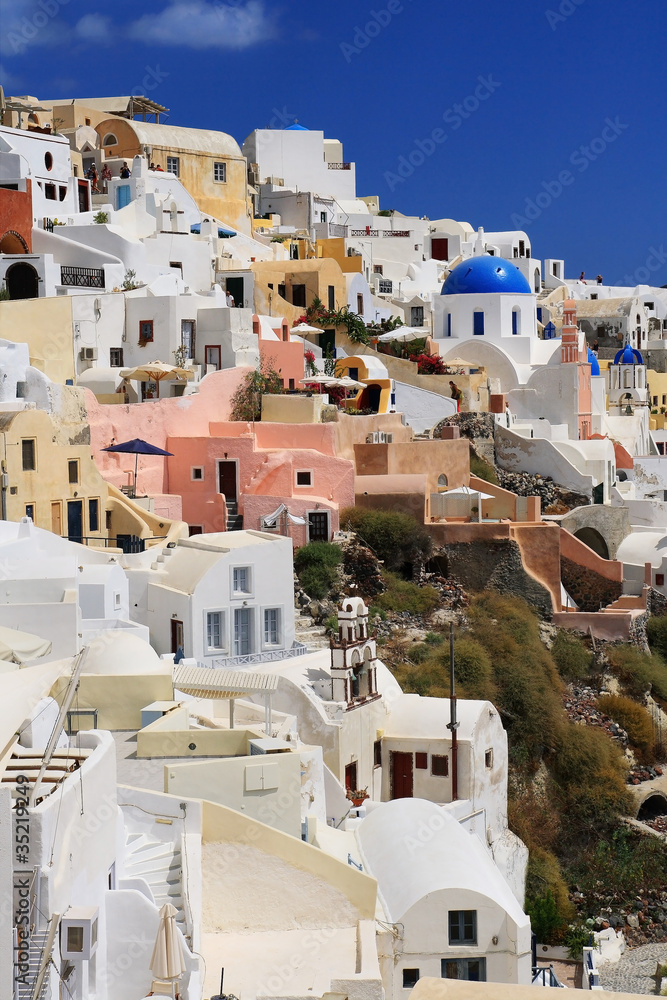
[
  {"x1": 327, "y1": 162, "x2": 352, "y2": 170},
  {"x1": 350, "y1": 230, "x2": 411, "y2": 238},
  {"x1": 60, "y1": 265, "x2": 105, "y2": 289}
]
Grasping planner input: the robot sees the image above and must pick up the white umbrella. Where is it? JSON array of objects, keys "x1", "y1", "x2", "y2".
[
  {"x1": 150, "y1": 903, "x2": 185, "y2": 996},
  {"x1": 377, "y1": 328, "x2": 426, "y2": 343},
  {"x1": 291, "y1": 322, "x2": 322, "y2": 334},
  {"x1": 0, "y1": 625, "x2": 52, "y2": 664},
  {"x1": 119, "y1": 361, "x2": 194, "y2": 399},
  {"x1": 325, "y1": 375, "x2": 365, "y2": 389},
  {"x1": 445, "y1": 486, "x2": 495, "y2": 500}
]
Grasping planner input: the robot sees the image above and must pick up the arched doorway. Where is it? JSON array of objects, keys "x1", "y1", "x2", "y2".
[
  {"x1": 637, "y1": 793, "x2": 667, "y2": 822},
  {"x1": 0, "y1": 231, "x2": 29, "y2": 254},
  {"x1": 574, "y1": 527, "x2": 610, "y2": 560},
  {"x1": 5, "y1": 261, "x2": 39, "y2": 300}
]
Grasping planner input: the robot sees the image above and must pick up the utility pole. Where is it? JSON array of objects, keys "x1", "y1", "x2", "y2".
[{"x1": 446, "y1": 622, "x2": 459, "y2": 800}]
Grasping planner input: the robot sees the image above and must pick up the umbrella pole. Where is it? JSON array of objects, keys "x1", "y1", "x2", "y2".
[{"x1": 134, "y1": 453, "x2": 138, "y2": 497}]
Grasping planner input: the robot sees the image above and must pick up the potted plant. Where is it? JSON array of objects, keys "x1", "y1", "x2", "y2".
[{"x1": 346, "y1": 787, "x2": 369, "y2": 807}]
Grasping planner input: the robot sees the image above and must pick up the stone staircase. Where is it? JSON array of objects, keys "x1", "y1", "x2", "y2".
[
  {"x1": 16, "y1": 928, "x2": 50, "y2": 1000},
  {"x1": 294, "y1": 614, "x2": 330, "y2": 650},
  {"x1": 122, "y1": 833, "x2": 189, "y2": 942},
  {"x1": 225, "y1": 499, "x2": 243, "y2": 531}
]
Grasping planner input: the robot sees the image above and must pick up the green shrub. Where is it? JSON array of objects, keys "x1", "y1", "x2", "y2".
[
  {"x1": 230, "y1": 359, "x2": 284, "y2": 421},
  {"x1": 647, "y1": 615, "x2": 667, "y2": 660},
  {"x1": 524, "y1": 848, "x2": 574, "y2": 943},
  {"x1": 294, "y1": 542, "x2": 342, "y2": 600},
  {"x1": 607, "y1": 645, "x2": 667, "y2": 700},
  {"x1": 374, "y1": 572, "x2": 440, "y2": 615},
  {"x1": 551, "y1": 723, "x2": 631, "y2": 828},
  {"x1": 597, "y1": 694, "x2": 655, "y2": 753},
  {"x1": 409, "y1": 643, "x2": 432, "y2": 664},
  {"x1": 450, "y1": 637, "x2": 493, "y2": 700},
  {"x1": 340, "y1": 507, "x2": 432, "y2": 572},
  {"x1": 566, "y1": 825, "x2": 667, "y2": 913},
  {"x1": 469, "y1": 452, "x2": 498, "y2": 485},
  {"x1": 425, "y1": 631, "x2": 444, "y2": 645},
  {"x1": 551, "y1": 632, "x2": 593, "y2": 680},
  {"x1": 564, "y1": 923, "x2": 592, "y2": 960}
]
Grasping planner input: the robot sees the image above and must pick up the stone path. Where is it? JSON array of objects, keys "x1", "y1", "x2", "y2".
[{"x1": 598, "y1": 941, "x2": 667, "y2": 994}]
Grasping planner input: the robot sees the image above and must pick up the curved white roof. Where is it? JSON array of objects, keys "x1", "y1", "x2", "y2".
[
  {"x1": 616, "y1": 530, "x2": 667, "y2": 568},
  {"x1": 114, "y1": 120, "x2": 243, "y2": 159},
  {"x1": 356, "y1": 798, "x2": 527, "y2": 926},
  {"x1": 83, "y1": 633, "x2": 167, "y2": 675}
]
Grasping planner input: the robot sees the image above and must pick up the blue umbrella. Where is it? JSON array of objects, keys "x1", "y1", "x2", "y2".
[{"x1": 102, "y1": 438, "x2": 173, "y2": 496}]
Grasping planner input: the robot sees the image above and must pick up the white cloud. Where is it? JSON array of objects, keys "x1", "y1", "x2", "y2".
[
  {"x1": 127, "y1": 0, "x2": 275, "y2": 50},
  {"x1": 0, "y1": 0, "x2": 68, "y2": 58},
  {"x1": 75, "y1": 14, "x2": 113, "y2": 43}
]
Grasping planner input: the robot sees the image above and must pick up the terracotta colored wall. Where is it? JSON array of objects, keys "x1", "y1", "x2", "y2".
[
  {"x1": 510, "y1": 523, "x2": 562, "y2": 610},
  {"x1": 560, "y1": 528, "x2": 623, "y2": 582},
  {"x1": 553, "y1": 611, "x2": 632, "y2": 642},
  {"x1": 0, "y1": 180, "x2": 32, "y2": 252},
  {"x1": 259, "y1": 338, "x2": 305, "y2": 389}
]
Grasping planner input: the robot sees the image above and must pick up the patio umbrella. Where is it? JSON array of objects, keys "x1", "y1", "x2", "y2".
[
  {"x1": 441, "y1": 358, "x2": 476, "y2": 368},
  {"x1": 150, "y1": 902, "x2": 185, "y2": 997},
  {"x1": 377, "y1": 328, "x2": 425, "y2": 343},
  {"x1": 102, "y1": 438, "x2": 173, "y2": 496},
  {"x1": 445, "y1": 486, "x2": 495, "y2": 500},
  {"x1": 328, "y1": 375, "x2": 365, "y2": 389},
  {"x1": 0, "y1": 625, "x2": 52, "y2": 664},
  {"x1": 119, "y1": 361, "x2": 194, "y2": 399},
  {"x1": 291, "y1": 322, "x2": 322, "y2": 334}
]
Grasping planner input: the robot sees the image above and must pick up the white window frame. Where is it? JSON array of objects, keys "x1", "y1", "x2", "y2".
[
  {"x1": 166, "y1": 156, "x2": 180, "y2": 177},
  {"x1": 294, "y1": 469, "x2": 313, "y2": 488},
  {"x1": 231, "y1": 565, "x2": 252, "y2": 597},
  {"x1": 191, "y1": 466, "x2": 204, "y2": 481},
  {"x1": 262, "y1": 606, "x2": 283, "y2": 648},
  {"x1": 213, "y1": 161, "x2": 227, "y2": 183},
  {"x1": 204, "y1": 609, "x2": 226, "y2": 652}
]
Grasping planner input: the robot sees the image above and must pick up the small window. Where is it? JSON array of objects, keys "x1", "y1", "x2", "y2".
[
  {"x1": 191, "y1": 467, "x2": 204, "y2": 481},
  {"x1": 102, "y1": 133, "x2": 118, "y2": 146},
  {"x1": 473, "y1": 311, "x2": 485, "y2": 336},
  {"x1": 68, "y1": 460, "x2": 79, "y2": 485},
  {"x1": 536, "y1": 307, "x2": 543, "y2": 322},
  {"x1": 512, "y1": 309, "x2": 519, "y2": 335},
  {"x1": 485, "y1": 749, "x2": 494, "y2": 769},
  {"x1": 432, "y1": 754, "x2": 448, "y2": 776},
  {"x1": 22, "y1": 439, "x2": 36, "y2": 471},
  {"x1": 233, "y1": 566, "x2": 250, "y2": 594},
  {"x1": 328, "y1": 285, "x2": 335, "y2": 311},
  {"x1": 415, "y1": 752, "x2": 428, "y2": 769},
  {"x1": 88, "y1": 498, "x2": 99, "y2": 532},
  {"x1": 106, "y1": 510, "x2": 112, "y2": 530},
  {"x1": 59, "y1": 186, "x2": 67, "y2": 201},
  {"x1": 320, "y1": 211, "x2": 327, "y2": 223},
  {"x1": 139, "y1": 320, "x2": 154, "y2": 342},
  {"x1": 656, "y1": 574, "x2": 665, "y2": 587},
  {"x1": 189, "y1": 525, "x2": 203, "y2": 536},
  {"x1": 373, "y1": 264, "x2": 384, "y2": 275},
  {"x1": 590, "y1": 293, "x2": 598, "y2": 300},
  {"x1": 85, "y1": 118, "x2": 91, "y2": 127},
  {"x1": 166, "y1": 156, "x2": 179, "y2": 176},
  {"x1": 264, "y1": 608, "x2": 281, "y2": 645},
  {"x1": 646, "y1": 302, "x2": 654, "y2": 310},
  {"x1": 44, "y1": 152, "x2": 53, "y2": 171},
  {"x1": 25, "y1": 503, "x2": 35, "y2": 520},
  {"x1": 449, "y1": 910, "x2": 477, "y2": 946},
  {"x1": 437, "y1": 474, "x2": 448, "y2": 491},
  {"x1": 653, "y1": 396, "x2": 658, "y2": 406},
  {"x1": 110, "y1": 348, "x2": 124, "y2": 367},
  {"x1": 295, "y1": 470, "x2": 312, "y2": 487},
  {"x1": 67, "y1": 926, "x2": 84, "y2": 953},
  {"x1": 206, "y1": 610, "x2": 224, "y2": 650},
  {"x1": 442, "y1": 958, "x2": 486, "y2": 982},
  {"x1": 374, "y1": 739, "x2": 382, "y2": 767},
  {"x1": 45, "y1": 183, "x2": 56, "y2": 200},
  {"x1": 114, "y1": 592, "x2": 121, "y2": 610},
  {"x1": 662, "y1": 395, "x2": 666, "y2": 406},
  {"x1": 213, "y1": 161, "x2": 227, "y2": 183},
  {"x1": 357, "y1": 293, "x2": 364, "y2": 315},
  {"x1": 402, "y1": 969, "x2": 420, "y2": 990}
]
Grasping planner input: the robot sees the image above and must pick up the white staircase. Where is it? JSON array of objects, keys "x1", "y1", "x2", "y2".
[
  {"x1": 122, "y1": 833, "x2": 189, "y2": 942},
  {"x1": 15, "y1": 929, "x2": 50, "y2": 1000}
]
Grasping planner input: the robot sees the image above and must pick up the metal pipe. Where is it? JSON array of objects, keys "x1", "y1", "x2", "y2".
[{"x1": 447, "y1": 622, "x2": 459, "y2": 801}]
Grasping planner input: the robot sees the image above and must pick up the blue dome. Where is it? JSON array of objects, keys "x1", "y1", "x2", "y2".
[
  {"x1": 587, "y1": 348, "x2": 600, "y2": 376},
  {"x1": 613, "y1": 345, "x2": 644, "y2": 365},
  {"x1": 285, "y1": 123, "x2": 308, "y2": 130},
  {"x1": 441, "y1": 256, "x2": 532, "y2": 295}
]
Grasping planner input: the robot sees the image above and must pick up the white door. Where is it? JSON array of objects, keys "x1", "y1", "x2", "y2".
[{"x1": 234, "y1": 608, "x2": 251, "y2": 656}]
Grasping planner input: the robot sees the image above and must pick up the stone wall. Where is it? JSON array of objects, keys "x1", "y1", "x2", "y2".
[
  {"x1": 438, "y1": 538, "x2": 552, "y2": 617},
  {"x1": 434, "y1": 411, "x2": 496, "y2": 466},
  {"x1": 560, "y1": 556, "x2": 623, "y2": 612}
]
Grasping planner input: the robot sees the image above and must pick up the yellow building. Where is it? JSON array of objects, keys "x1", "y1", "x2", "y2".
[
  {"x1": 0, "y1": 406, "x2": 174, "y2": 547},
  {"x1": 251, "y1": 256, "x2": 349, "y2": 326},
  {"x1": 0, "y1": 297, "x2": 76, "y2": 384},
  {"x1": 316, "y1": 237, "x2": 363, "y2": 274},
  {"x1": 94, "y1": 118, "x2": 252, "y2": 235}
]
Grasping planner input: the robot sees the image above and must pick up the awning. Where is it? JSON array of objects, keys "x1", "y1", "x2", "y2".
[
  {"x1": 261, "y1": 503, "x2": 306, "y2": 527},
  {"x1": 0, "y1": 625, "x2": 52, "y2": 664},
  {"x1": 173, "y1": 665, "x2": 278, "y2": 699}
]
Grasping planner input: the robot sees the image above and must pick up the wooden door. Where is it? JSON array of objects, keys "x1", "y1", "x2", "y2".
[
  {"x1": 308, "y1": 512, "x2": 329, "y2": 542},
  {"x1": 345, "y1": 761, "x2": 358, "y2": 791},
  {"x1": 51, "y1": 502, "x2": 62, "y2": 536},
  {"x1": 218, "y1": 461, "x2": 237, "y2": 501},
  {"x1": 390, "y1": 751, "x2": 413, "y2": 799},
  {"x1": 431, "y1": 238, "x2": 449, "y2": 260},
  {"x1": 171, "y1": 619, "x2": 184, "y2": 655}
]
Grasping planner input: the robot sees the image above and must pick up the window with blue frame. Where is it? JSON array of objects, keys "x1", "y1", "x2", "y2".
[
  {"x1": 442, "y1": 958, "x2": 486, "y2": 981},
  {"x1": 449, "y1": 910, "x2": 477, "y2": 945},
  {"x1": 473, "y1": 311, "x2": 484, "y2": 336},
  {"x1": 537, "y1": 307, "x2": 543, "y2": 323},
  {"x1": 512, "y1": 310, "x2": 519, "y2": 335},
  {"x1": 446, "y1": 313, "x2": 452, "y2": 337}
]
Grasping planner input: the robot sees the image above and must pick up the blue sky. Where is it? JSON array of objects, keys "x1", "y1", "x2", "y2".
[{"x1": 2, "y1": 0, "x2": 666, "y2": 285}]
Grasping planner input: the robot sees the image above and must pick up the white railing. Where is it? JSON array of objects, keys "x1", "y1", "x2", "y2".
[{"x1": 211, "y1": 641, "x2": 308, "y2": 669}]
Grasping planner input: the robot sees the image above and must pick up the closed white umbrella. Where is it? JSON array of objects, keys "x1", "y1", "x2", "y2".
[{"x1": 150, "y1": 902, "x2": 185, "y2": 996}]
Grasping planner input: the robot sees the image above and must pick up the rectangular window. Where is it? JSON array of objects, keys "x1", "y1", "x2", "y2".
[
  {"x1": 166, "y1": 156, "x2": 179, "y2": 176},
  {"x1": 473, "y1": 311, "x2": 485, "y2": 336},
  {"x1": 402, "y1": 969, "x2": 420, "y2": 990},
  {"x1": 206, "y1": 611, "x2": 224, "y2": 650},
  {"x1": 22, "y1": 439, "x2": 36, "y2": 471},
  {"x1": 410, "y1": 306, "x2": 424, "y2": 327},
  {"x1": 656, "y1": 574, "x2": 665, "y2": 587},
  {"x1": 296, "y1": 470, "x2": 312, "y2": 487},
  {"x1": 432, "y1": 754, "x2": 448, "y2": 776},
  {"x1": 114, "y1": 592, "x2": 121, "y2": 610},
  {"x1": 373, "y1": 264, "x2": 384, "y2": 275},
  {"x1": 485, "y1": 749, "x2": 494, "y2": 769},
  {"x1": 328, "y1": 285, "x2": 335, "y2": 311},
  {"x1": 191, "y1": 467, "x2": 204, "y2": 481},
  {"x1": 512, "y1": 311, "x2": 518, "y2": 335},
  {"x1": 59, "y1": 186, "x2": 67, "y2": 201},
  {"x1": 88, "y1": 498, "x2": 99, "y2": 532},
  {"x1": 357, "y1": 293, "x2": 364, "y2": 315},
  {"x1": 415, "y1": 752, "x2": 428, "y2": 769},
  {"x1": 264, "y1": 608, "x2": 281, "y2": 645},
  {"x1": 68, "y1": 459, "x2": 79, "y2": 485},
  {"x1": 537, "y1": 307, "x2": 543, "y2": 323},
  {"x1": 139, "y1": 320, "x2": 154, "y2": 342},
  {"x1": 442, "y1": 958, "x2": 486, "y2": 982},
  {"x1": 449, "y1": 910, "x2": 477, "y2": 946},
  {"x1": 110, "y1": 347, "x2": 124, "y2": 367},
  {"x1": 181, "y1": 319, "x2": 196, "y2": 358},
  {"x1": 653, "y1": 396, "x2": 658, "y2": 406},
  {"x1": 213, "y1": 161, "x2": 227, "y2": 183},
  {"x1": 446, "y1": 313, "x2": 452, "y2": 337},
  {"x1": 308, "y1": 511, "x2": 329, "y2": 542},
  {"x1": 374, "y1": 739, "x2": 382, "y2": 767},
  {"x1": 292, "y1": 284, "x2": 306, "y2": 308},
  {"x1": 67, "y1": 926, "x2": 84, "y2": 953},
  {"x1": 45, "y1": 183, "x2": 56, "y2": 200},
  {"x1": 320, "y1": 211, "x2": 327, "y2": 223},
  {"x1": 25, "y1": 503, "x2": 35, "y2": 520},
  {"x1": 233, "y1": 566, "x2": 250, "y2": 594}
]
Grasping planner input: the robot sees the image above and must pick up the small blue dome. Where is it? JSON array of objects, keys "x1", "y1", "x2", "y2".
[
  {"x1": 613, "y1": 345, "x2": 644, "y2": 365},
  {"x1": 285, "y1": 123, "x2": 308, "y2": 130},
  {"x1": 587, "y1": 348, "x2": 600, "y2": 376},
  {"x1": 441, "y1": 256, "x2": 532, "y2": 295}
]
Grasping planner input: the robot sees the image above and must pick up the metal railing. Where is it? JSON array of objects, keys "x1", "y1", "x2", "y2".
[
  {"x1": 327, "y1": 162, "x2": 352, "y2": 170},
  {"x1": 211, "y1": 641, "x2": 308, "y2": 669},
  {"x1": 64, "y1": 534, "x2": 167, "y2": 552},
  {"x1": 60, "y1": 265, "x2": 105, "y2": 288},
  {"x1": 350, "y1": 229, "x2": 411, "y2": 238},
  {"x1": 329, "y1": 223, "x2": 348, "y2": 238}
]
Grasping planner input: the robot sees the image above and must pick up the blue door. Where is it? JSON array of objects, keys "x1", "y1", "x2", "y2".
[
  {"x1": 67, "y1": 500, "x2": 83, "y2": 543},
  {"x1": 117, "y1": 185, "x2": 131, "y2": 209}
]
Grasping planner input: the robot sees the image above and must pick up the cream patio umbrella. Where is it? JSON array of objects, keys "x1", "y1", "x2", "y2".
[
  {"x1": 150, "y1": 902, "x2": 186, "y2": 998},
  {"x1": 291, "y1": 322, "x2": 322, "y2": 334},
  {"x1": 119, "y1": 361, "x2": 194, "y2": 399},
  {"x1": 0, "y1": 625, "x2": 52, "y2": 665}
]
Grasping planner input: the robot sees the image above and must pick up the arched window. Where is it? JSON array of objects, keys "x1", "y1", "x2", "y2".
[
  {"x1": 512, "y1": 308, "x2": 520, "y2": 335},
  {"x1": 438, "y1": 474, "x2": 448, "y2": 491},
  {"x1": 102, "y1": 133, "x2": 118, "y2": 147},
  {"x1": 534, "y1": 269, "x2": 540, "y2": 292}
]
